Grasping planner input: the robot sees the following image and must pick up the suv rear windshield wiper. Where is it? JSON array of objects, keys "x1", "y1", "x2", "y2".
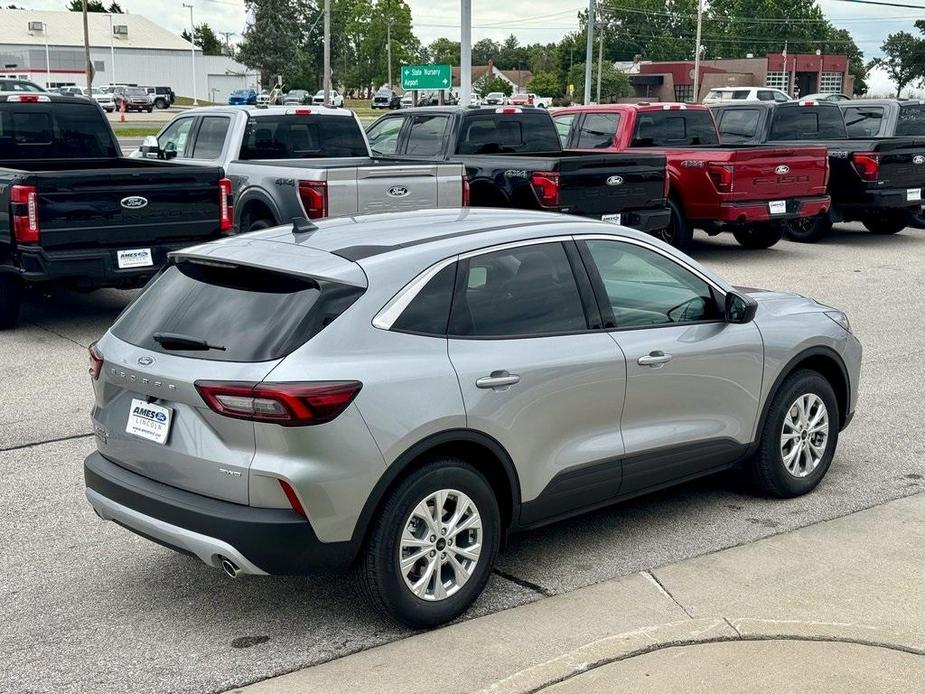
[{"x1": 152, "y1": 332, "x2": 226, "y2": 352}]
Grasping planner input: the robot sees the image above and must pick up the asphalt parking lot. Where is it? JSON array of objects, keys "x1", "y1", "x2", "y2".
[{"x1": 4, "y1": 223, "x2": 925, "y2": 693}]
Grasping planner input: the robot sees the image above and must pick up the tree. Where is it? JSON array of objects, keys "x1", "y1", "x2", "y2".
[
  {"x1": 108, "y1": 1, "x2": 123, "y2": 11},
  {"x1": 68, "y1": 0, "x2": 106, "y2": 11},
  {"x1": 496, "y1": 34, "x2": 528, "y2": 70},
  {"x1": 527, "y1": 71, "x2": 563, "y2": 97},
  {"x1": 426, "y1": 37, "x2": 460, "y2": 66},
  {"x1": 474, "y1": 73, "x2": 512, "y2": 97},
  {"x1": 567, "y1": 62, "x2": 630, "y2": 104},
  {"x1": 182, "y1": 23, "x2": 225, "y2": 56},
  {"x1": 870, "y1": 31, "x2": 925, "y2": 98},
  {"x1": 237, "y1": 0, "x2": 309, "y2": 87},
  {"x1": 472, "y1": 38, "x2": 500, "y2": 66}
]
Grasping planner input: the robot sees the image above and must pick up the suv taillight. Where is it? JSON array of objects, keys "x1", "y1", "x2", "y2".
[
  {"x1": 218, "y1": 178, "x2": 234, "y2": 232},
  {"x1": 298, "y1": 180, "x2": 328, "y2": 219},
  {"x1": 10, "y1": 184, "x2": 39, "y2": 243},
  {"x1": 462, "y1": 174, "x2": 471, "y2": 206},
  {"x1": 195, "y1": 381, "x2": 362, "y2": 426},
  {"x1": 531, "y1": 171, "x2": 560, "y2": 207},
  {"x1": 707, "y1": 163, "x2": 734, "y2": 193},
  {"x1": 88, "y1": 343, "x2": 104, "y2": 380},
  {"x1": 852, "y1": 152, "x2": 880, "y2": 181}
]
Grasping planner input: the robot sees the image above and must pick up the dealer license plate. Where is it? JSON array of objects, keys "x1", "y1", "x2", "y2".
[
  {"x1": 117, "y1": 248, "x2": 153, "y2": 269},
  {"x1": 126, "y1": 398, "x2": 172, "y2": 444},
  {"x1": 601, "y1": 213, "x2": 622, "y2": 224},
  {"x1": 768, "y1": 200, "x2": 787, "y2": 215}
]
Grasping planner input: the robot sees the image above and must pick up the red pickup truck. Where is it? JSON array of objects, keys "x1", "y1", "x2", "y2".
[{"x1": 552, "y1": 103, "x2": 831, "y2": 250}]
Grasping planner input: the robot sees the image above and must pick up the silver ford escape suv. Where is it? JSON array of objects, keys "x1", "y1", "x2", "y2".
[{"x1": 84, "y1": 208, "x2": 861, "y2": 627}]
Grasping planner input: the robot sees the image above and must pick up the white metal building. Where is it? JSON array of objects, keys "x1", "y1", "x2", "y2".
[{"x1": 0, "y1": 8, "x2": 257, "y2": 103}]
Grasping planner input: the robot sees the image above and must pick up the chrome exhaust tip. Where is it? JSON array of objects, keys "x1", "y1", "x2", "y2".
[{"x1": 220, "y1": 556, "x2": 241, "y2": 579}]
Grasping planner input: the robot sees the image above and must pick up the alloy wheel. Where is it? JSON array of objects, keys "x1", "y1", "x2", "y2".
[
  {"x1": 398, "y1": 489, "x2": 482, "y2": 601},
  {"x1": 780, "y1": 393, "x2": 829, "y2": 478}
]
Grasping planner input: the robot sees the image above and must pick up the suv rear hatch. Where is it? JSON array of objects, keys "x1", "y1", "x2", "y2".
[{"x1": 92, "y1": 240, "x2": 366, "y2": 503}]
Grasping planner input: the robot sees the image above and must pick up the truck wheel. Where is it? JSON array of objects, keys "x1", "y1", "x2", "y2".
[
  {"x1": 356, "y1": 458, "x2": 500, "y2": 628},
  {"x1": 155, "y1": 98, "x2": 167, "y2": 109},
  {"x1": 247, "y1": 219, "x2": 274, "y2": 232},
  {"x1": 0, "y1": 274, "x2": 24, "y2": 330},
  {"x1": 862, "y1": 210, "x2": 909, "y2": 235},
  {"x1": 733, "y1": 223, "x2": 784, "y2": 249},
  {"x1": 655, "y1": 198, "x2": 693, "y2": 251},
  {"x1": 785, "y1": 214, "x2": 832, "y2": 243},
  {"x1": 909, "y1": 210, "x2": 925, "y2": 229}
]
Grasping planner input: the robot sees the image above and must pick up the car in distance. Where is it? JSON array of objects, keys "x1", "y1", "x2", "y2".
[
  {"x1": 83, "y1": 208, "x2": 861, "y2": 628},
  {"x1": 56, "y1": 86, "x2": 86, "y2": 97},
  {"x1": 800, "y1": 92, "x2": 851, "y2": 103},
  {"x1": 311, "y1": 89, "x2": 344, "y2": 107},
  {"x1": 0, "y1": 78, "x2": 45, "y2": 92},
  {"x1": 371, "y1": 87, "x2": 401, "y2": 109},
  {"x1": 228, "y1": 89, "x2": 257, "y2": 106},
  {"x1": 703, "y1": 86, "x2": 791, "y2": 104},
  {"x1": 400, "y1": 92, "x2": 414, "y2": 108},
  {"x1": 115, "y1": 86, "x2": 154, "y2": 112},
  {"x1": 91, "y1": 87, "x2": 116, "y2": 112},
  {"x1": 144, "y1": 86, "x2": 176, "y2": 109},
  {"x1": 483, "y1": 91, "x2": 508, "y2": 105}
]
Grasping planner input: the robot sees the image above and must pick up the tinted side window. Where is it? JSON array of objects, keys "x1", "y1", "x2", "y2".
[
  {"x1": 583, "y1": 240, "x2": 719, "y2": 328},
  {"x1": 768, "y1": 107, "x2": 847, "y2": 140},
  {"x1": 575, "y1": 113, "x2": 620, "y2": 149},
  {"x1": 392, "y1": 263, "x2": 457, "y2": 335},
  {"x1": 456, "y1": 114, "x2": 561, "y2": 154},
  {"x1": 717, "y1": 109, "x2": 761, "y2": 142},
  {"x1": 632, "y1": 111, "x2": 718, "y2": 146},
  {"x1": 366, "y1": 116, "x2": 404, "y2": 155},
  {"x1": 449, "y1": 242, "x2": 587, "y2": 337},
  {"x1": 757, "y1": 90, "x2": 774, "y2": 101},
  {"x1": 843, "y1": 106, "x2": 884, "y2": 137},
  {"x1": 896, "y1": 105, "x2": 925, "y2": 136},
  {"x1": 405, "y1": 115, "x2": 449, "y2": 156},
  {"x1": 191, "y1": 116, "x2": 230, "y2": 159}
]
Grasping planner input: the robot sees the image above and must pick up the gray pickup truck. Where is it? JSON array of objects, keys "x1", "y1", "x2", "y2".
[{"x1": 133, "y1": 106, "x2": 465, "y2": 231}]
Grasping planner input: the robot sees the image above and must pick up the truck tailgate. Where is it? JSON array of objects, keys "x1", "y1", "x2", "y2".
[
  {"x1": 868, "y1": 139, "x2": 925, "y2": 188},
  {"x1": 24, "y1": 164, "x2": 225, "y2": 251},
  {"x1": 726, "y1": 146, "x2": 829, "y2": 202},
  {"x1": 333, "y1": 162, "x2": 462, "y2": 216},
  {"x1": 557, "y1": 152, "x2": 666, "y2": 217}
]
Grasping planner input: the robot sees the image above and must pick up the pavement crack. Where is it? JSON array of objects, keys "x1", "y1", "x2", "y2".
[
  {"x1": 492, "y1": 568, "x2": 554, "y2": 597},
  {"x1": 22, "y1": 318, "x2": 90, "y2": 350},
  {"x1": 724, "y1": 617, "x2": 742, "y2": 637},
  {"x1": 641, "y1": 570, "x2": 694, "y2": 619},
  {"x1": 0, "y1": 432, "x2": 93, "y2": 452}
]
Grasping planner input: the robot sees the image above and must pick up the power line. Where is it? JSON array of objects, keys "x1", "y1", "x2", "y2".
[{"x1": 828, "y1": 0, "x2": 925, "y2": 8}]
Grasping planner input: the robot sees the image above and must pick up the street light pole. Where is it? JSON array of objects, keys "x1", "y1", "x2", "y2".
[
  {"x1": 43, "y1": 22, "x2": 50, "y2": 88},
  {"x1": 387, "y1": 19, "x2": 393, "y2": 88},
  {"x1": 692, "y1": 0, "x2": 704, "y2": 103},
  {"x1": 82, "y1": 0, "x2": 93, "y2": 91},
  {"x1": 107, "y1": 13, "x2": 115, "y2": 87},
  {"x1": 596, "y1": 15, "x2": 603, "y2": 103},
  {"x1": 182, "y1": 3, "x2": 198, "y2": 105},
  {"x1": 460, "y1": 0, "x2": 471, "y2": 106},
  {"x1": 583, "y1": 0, "x2": 594, "y2": 105},
  {"x1": 323, "y1": 0, "x2": 331, "y2": 105}
]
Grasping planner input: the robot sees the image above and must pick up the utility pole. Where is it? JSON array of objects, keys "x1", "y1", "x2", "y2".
[
  {"x1": 596, "y1": 12, "x2": 603, "y2": 104},
  {"x1": 220, "y1": 31, "x2": 234, "y2": 56},
  {"x1": 323, "y1": 0, "x2": 331, "y2": 105},
  {"x1": 42, "y1": 22, "x2": 50, "y2": 88},
  {"x1": 460, "y1": 0, "x2": 472, "y2": 106},
  {"x1": 583, "y1": 0, "x2": 594, "y2": 105},
  {"x1": 692, "y1": 0, "x2": 704, "y2": 102},
  {"x1": 82, "y1": 0, "x2": 93, "y2": 91},
  {"x1": 107, "y1": 13, "x2": 115, "y2": 87},
  {"x1": 183, "y1": 3, "x2": 198, "y2": 104},
  {"x1": 387, "y1": 19, "x2": 393, "y2": 89}
]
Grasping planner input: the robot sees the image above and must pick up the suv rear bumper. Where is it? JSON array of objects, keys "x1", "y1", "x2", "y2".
[
  {"x1": 84, "y1": 451, "x2": 358, "y2": 575},
  {"x1": 710, "y1": 195, "x2": 830, "y2": 224},
  {"x1": 15, "y1": 240, "x2": 213, "y2": 288}
]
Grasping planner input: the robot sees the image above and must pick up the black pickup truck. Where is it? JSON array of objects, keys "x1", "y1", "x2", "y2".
[
  {"x1": 0, "y1": 93, "x2": 232, "y2": 328},
  {"x1": 366, "y1": 106, "x2": 670, "y2": 232},
  {"x1": 710, "y1": 100, "x2": 925, "y2": 242}
]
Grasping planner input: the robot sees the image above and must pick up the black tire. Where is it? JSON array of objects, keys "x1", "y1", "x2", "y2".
[
  {"x1": 908, "y1": 210, "x2": 925, "y2": 229},
  {"x1": 246, "y1": 219, "x2": 274, "y2": 232},
  {"x1": 862, "y1": 210, "x2": 909, "y2": 235},
  {"x1": 733, "y1": 222, "x2": 784, "y2": 249},
  {"x1": 0, "y1": 273, "x2": 23, "y2": 330},
  {"x1": 357, "y1": 459, "x2": 500, "y2": 628},
  {"x1": 154, "y1": 98, "x2": 167, "y2": 109},
  {"x1": 146, "y1": 107, "x2": 153, "y2": 113},
  {"x1": 654, "y1": 197, "x2": 693, "y2": 252},
  {"x1": 785, "y1": 213, "x2": 832, "y2": 243},
  {"x1": 751, "y1": 369, "x2": 839, "y2": 498}
]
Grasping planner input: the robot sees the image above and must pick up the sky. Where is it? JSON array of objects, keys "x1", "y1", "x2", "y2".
[{"x1": 14, "y1": 0, "x2": 920, "y2": 95}]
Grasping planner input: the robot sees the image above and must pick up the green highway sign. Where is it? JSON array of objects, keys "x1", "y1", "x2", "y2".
[{"x1": 401, "y1": 64, "x2": 452, "y2": 91}]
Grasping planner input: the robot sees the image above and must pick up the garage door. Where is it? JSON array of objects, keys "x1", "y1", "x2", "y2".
[{"x1": 207, "y1": 74, "x2": 250, "y2": 105}]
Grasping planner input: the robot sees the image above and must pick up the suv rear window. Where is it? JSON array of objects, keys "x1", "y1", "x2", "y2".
[
  {"x1": 456, "y1": 113, "x2": 561, "y2": 154},
  {"x1": 239, "y1": 114, "x2": 367, "y2": 159},
  {"x1": 896, "y1": 104, "x2": 925, "y2": 136},
  {"x1": 0, "y1": 103, "x2": 119, "y2": 159},
  {"x1": 111, "y1": 261, "x2": 364, "y2": 362},
  {"x1": 632, "y1": 110, "x2": 718, "y2": 146},
  {"x1": 768, "y1": 106, "x2": 847, "y2": 140}
]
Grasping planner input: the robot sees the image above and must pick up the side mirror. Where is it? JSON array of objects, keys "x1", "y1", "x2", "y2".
[
  {"x1": 162, "y1": 140, "x2": 178, "y2": 160},
  {"x1": 725, "y1": 291, "x2": 758, "y2": 324},
  {"x1": 140, "y1": 135, "x2": 163, "y2": 159}
]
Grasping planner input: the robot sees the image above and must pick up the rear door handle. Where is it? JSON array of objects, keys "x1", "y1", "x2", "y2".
[
  {"x1": 637, "y1": 351, "x2": 673, "y2": 367},
  {"x1": 476, "y1": 371, "x2": 521, "y2": 389}
]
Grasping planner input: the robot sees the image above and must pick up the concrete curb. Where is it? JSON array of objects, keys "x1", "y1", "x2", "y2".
[{"x1": 475, "y1": 618, "x2": 925, "y2": 694}]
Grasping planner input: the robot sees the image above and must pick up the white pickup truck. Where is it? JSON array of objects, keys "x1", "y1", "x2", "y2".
[{"x1": 133, "y1": 106, "x2": 466, "y2": 231}]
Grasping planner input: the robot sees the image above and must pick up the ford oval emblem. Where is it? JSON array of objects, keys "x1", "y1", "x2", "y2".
[
  {"x1": 606, "y1": 175, "x2": 624, "y2": 186},
  {"x1": 387, "y1": 185, "x2": 409, "y2": 198},
  {"x1": 137, "y1": 356, "x2": 155, "y2": 367},
  {"x1": 914, "y1": 155, "x2": 925, "y2": 165},
  {"x1": 775, "y1": 165, "x2": 790, "y2": 175},
  {"x1": 121, "y1": 196, "x2": 148, "y2": 209}
]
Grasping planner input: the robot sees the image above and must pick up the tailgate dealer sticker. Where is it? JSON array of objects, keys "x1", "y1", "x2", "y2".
[
  {"x1": 117, "y1": 248, "x2": 154, "y2": 269},
  {"x1": 768, "y1": 200, "x2": 787, "y2": 215},
  {"x1": 908, "y1": 188, "x2": 922, "y2": 202},
  {"x1": 126, "y1": 398, "x2": 172, "y2": 444}
]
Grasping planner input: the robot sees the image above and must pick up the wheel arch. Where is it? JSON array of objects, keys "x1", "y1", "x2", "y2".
[
  {"x1": 350, "y1": 429, "x2": 522, "y2": 550},
  {"x1": 236, "y1": 189, "x2": 281, "y2": 232}
]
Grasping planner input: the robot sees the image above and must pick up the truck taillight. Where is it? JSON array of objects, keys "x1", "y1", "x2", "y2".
[
  {"x1": 707, "y1": 164, "x2": 734, "y2": 193},
  {"x1": 88, "y1": 343, "x2": 104, "y2": 380},
  {"x1": 195, "y1": 380, "x2": 362, "y2": 426},
  {"x1": 218, "y1": 177, "x2": 234, "y2": 232},
  {"x1": 531, "y1": 171, "x2": 560, "y2": 207},
  {"x1": 852, "y1": 152, "x2": 880, "y2": 181},
  {"x1": 10, "y1": 184, "x2": 39, "y2": 243},
  {"x1": 298, "y1": 180, "x2": 328, "y2": 219},
  {"x1": 462, "y1": 174, "x2": 471, "y2": 206}
]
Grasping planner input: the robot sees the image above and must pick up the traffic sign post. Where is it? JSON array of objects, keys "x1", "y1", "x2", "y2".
[{"x1": 401, "y1": 64, "x2": 452, "y2": 92}]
